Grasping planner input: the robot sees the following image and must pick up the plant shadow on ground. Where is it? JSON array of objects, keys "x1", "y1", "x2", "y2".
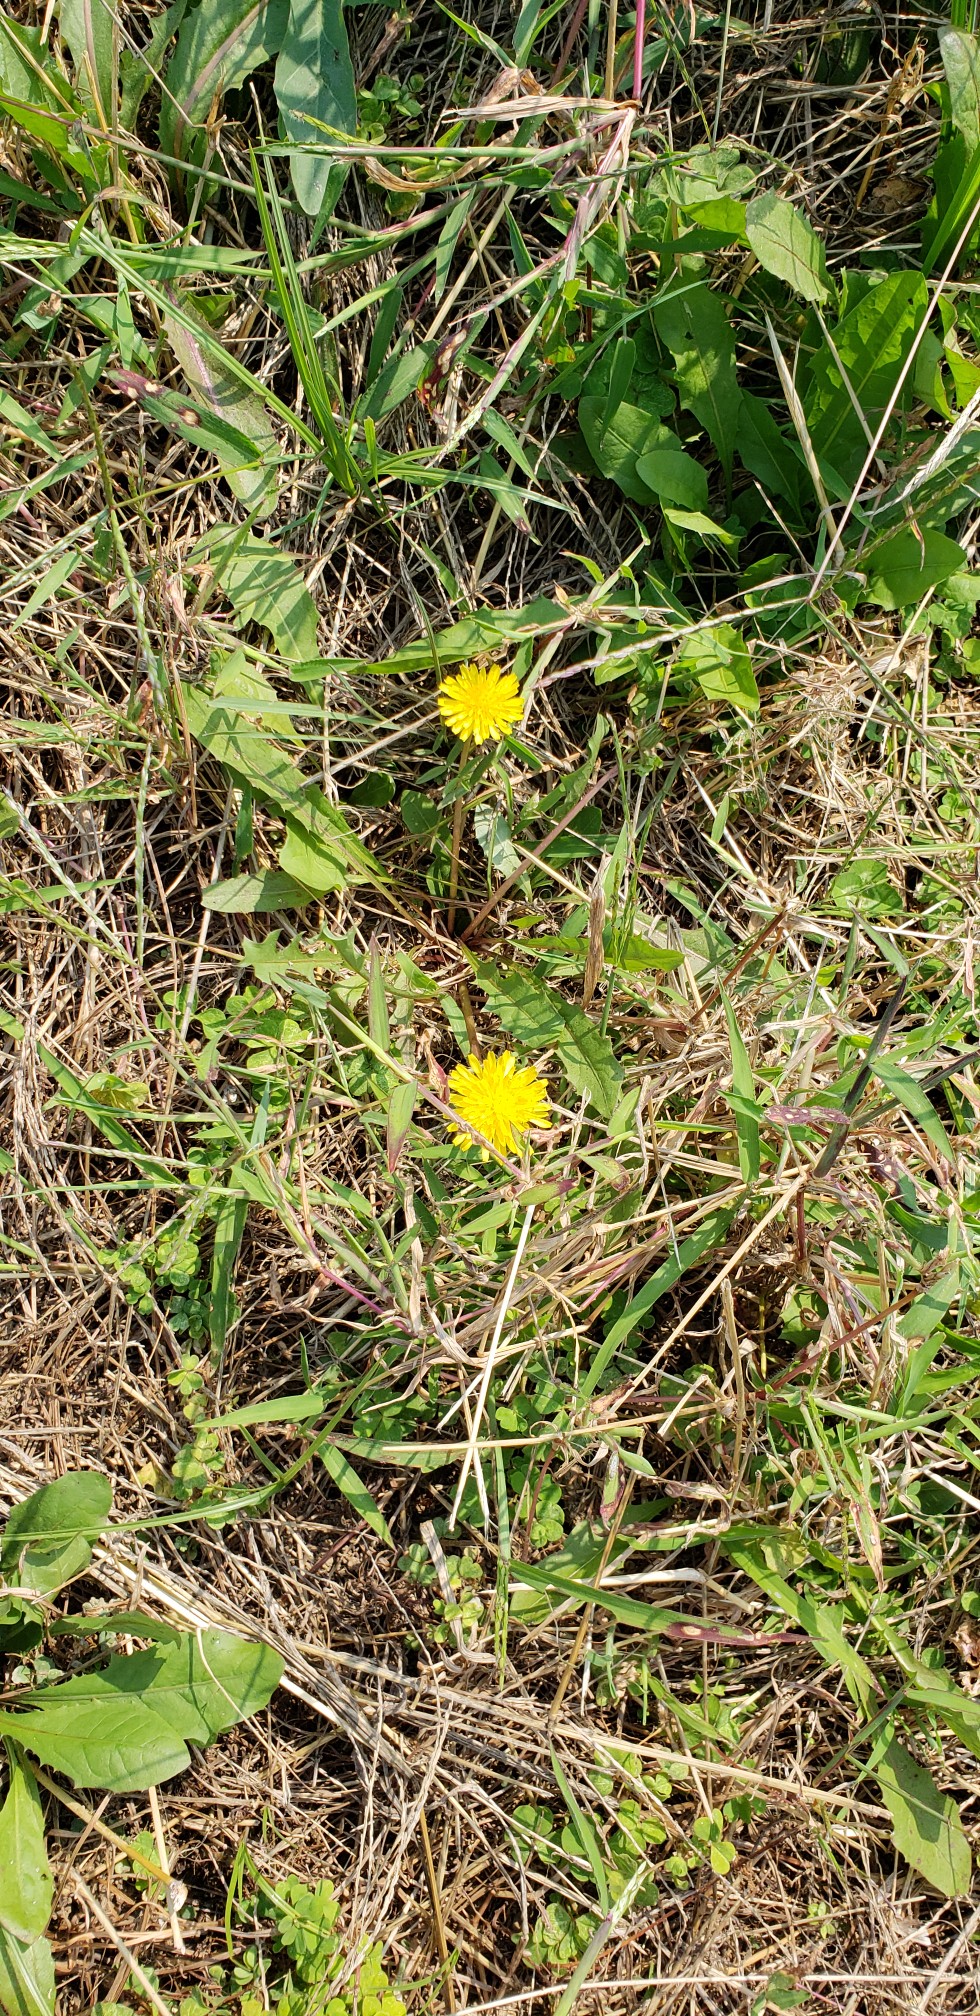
[{"x1": 2, "y1": 0, "x2": 980, "y2": 2010}]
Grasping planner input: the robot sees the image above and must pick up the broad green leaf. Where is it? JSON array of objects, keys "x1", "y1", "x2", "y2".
[
  {"x1": 0, "y1": 1605, "x2": 42, "y2": 1659},
  {"x1": 318, "y1": 1444, "x2": 393, "y2": 1546},
  {"x1": 474, "y1": 961, "x2": 623, "y2": 1118},
  {"x1": 579, "y1": 396, "x2": 674, "y2": 505},
  {"x1": 96, "y1": 1626, "x2": 283, "y2": 1742},
  {"x1": 863, "y1": 528, "x2": 966, "y2": 612},
  {"x1": 0, "y1": 1924, "x2": 54, "y2": 2016},
  {"x1": 434, "y1": 193, "x2": 473, "y2": 303},
  {"x1": 736, "y1": 392, "x2": 802, "y2": 508},
  {"x1": 870, "y1": 1054, "x2": 954, "y2": 1164},
  {"x1": 473, "y1": 803, "x2": 522, "y2": 877},
  {"x1": 940, "y1": 27, "x2": 980, "y2": 152},
  {"x1": 0, "y1": 1750, "x2": 52, "y2": 1944},
  {"x1": 654, "y1": 279, "x2": 741, "y2": 485},
  {"x1": 830, "y1": 857, "x2": 902, "y2": 918},
  {"x1": 1, "y1": 1472, "x2": 112, "y2": 1598},
  {"x1": 181, "y1": 686, "x2": 383, "y2": 888},
  {"x1": 634, "y1": 447, "x2": 709, "y2": 511},
  {"x1": 275, "y1": 0, "x2": 355, "y2": 217},
  {"x1": 47, "y1": 1611, "x2": 180, "y2": 1642},
  {"x1": 725, "y1": 1544, "x2": 971, "y2": 1892},
  {"x1": 0, "y1": 392, "x2": 58, "y2": 463},
  {"x1": 508, "y1": 1523, "x2": 614, "y2": 1621},
  {"x1": 804, "y1": 272, "x2": 927, "y2": 484},
  {"x1": 897, "y1": 1266, "x2": 962, "y2": 1343},
  {"x1": 610, "y1": 934, "x2": 684, "y2": 973},
  {"x1": 81, "y1": 1073, "x2": 151, "y2": 1114},
  {"x1": 923, "y1": 124, "x2": 980, "y2": 274},
  {"x1": 160, "y1": 0, "x2": 288, "y2": 166},
  {"x1": 2, "y1": 1629, "x2": 282, "y2": 1792},
  {"x1": 675, "y1": 622, "x2": 759, "y2": 712},
  {"x1": 663, "y1": 505, "x2": 738, "y2": 549},
  {"x1": 600, "y1": 337, "x2": 637, "y2": 431},
  {"x1": 551, "y1": 1747, "x2": 609, "y2": 1914},
  {"x1": 9, "y1": 550, "x2": 79, "y2": 633},
  {"x1": 401, "y1": 790, "x2": 440, "y2": 838},
  {"x1": 59, "y1": 0, "x2": 115, "y2": 124},
  {"x1": 874, "y1": 1735, "x2": 971, "y2": 1898},
  {"x1": 163, "y1": 302, "x2": 278, "y2": 519},
  {"x1": 204, "y1": 1390, "x2": 328, "y2": 1429},
  {"x1": 278, "y1": 818, "x2": 358, "y2": 894},
  {"x1": 201, "y1": 871, "x2": 317, "y2": 913},
  {"x1": 0, "y1": 19, "x2": 78, "y2": 153},
  {"x1": 745, "y1": 193, "x2": 831, "y2": 304},
  {"x1": 193, "y1": 524, "x2": 317, "y2": 661},
  {"x1": 0, "y1": 1696, "x2": 187, "y2": 1794}
]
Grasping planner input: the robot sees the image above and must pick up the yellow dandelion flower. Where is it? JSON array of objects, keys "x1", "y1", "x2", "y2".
[
  {"x1": 447, "y1": 1050, "x2": 550, "y2": 1158},
  {"x1": 437, "y1": 661, "x2": 524, "y2": 745}
]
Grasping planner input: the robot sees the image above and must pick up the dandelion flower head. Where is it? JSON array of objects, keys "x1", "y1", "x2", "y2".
[
  {"x1": 437, "y1": 661, "x2": 524, "y2": 745},
  {"x1": 447, "y1": 1050, "x2": 550, "y2": 1158}
]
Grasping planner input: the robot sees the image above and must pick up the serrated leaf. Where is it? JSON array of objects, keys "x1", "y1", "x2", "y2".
[
  {"x1": 0, "y1": 1695, "x2": 187, "y2": 1794},
  {"x1": 0, "y1": 1924, "x2": 54, "y2": 2016},
  {"x1": 160, "y1": 0, "x2": 288, "y2": 167},
  {"x1": 745, "y1": 193, "x2": 831, "y2": 304},
  {"x1": 875, "y1": 1735, "x2": 971, "y2": 1897},
  {"x1": 804, "y1": 272, "x2": 927, "y2": 485},
  {"x1": 0, "y1": 1751, "x2": 52, "y2": 1944},
  {"x1": 163, "y1": 302, "x2": 278, "y2": 518},
  {"x1": 0, "y1": 1472, "x2": 112, "y2": 1598},
  {"x1": 193, "y1": 524, "x2": 317, "y2": 661},
  {"x1": 654, "y1": 279, "x2": 742, "y2": 485},
  {"x1": 474, "y1": 961, "x2": 623, "y2": 1118},
  {"x1": 1, "y1": 1629, "x2": 282, "y2": 1793},
  {"x1": 275, "y1": 0, "x2": 355, "y2": 217},
  {"x1": 182, "y1": 685, "x2": 385, "y2": 893}
]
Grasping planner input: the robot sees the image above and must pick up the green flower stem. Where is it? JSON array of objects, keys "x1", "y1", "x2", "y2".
[{"x1": 447, "y1": 738, "x2": 471, "y2": 935}]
